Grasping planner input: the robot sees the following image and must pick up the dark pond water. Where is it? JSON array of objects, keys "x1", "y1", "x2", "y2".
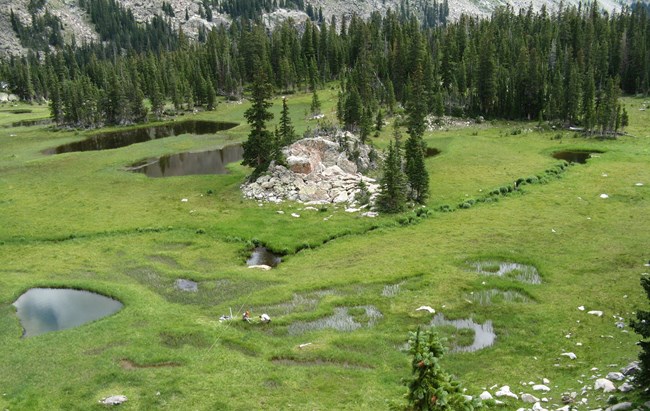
[
  {"x1": 246, "y1": 247, "x2": 282, "y2": 267},
  {"x1": 552, "y1": 150, "x2": 603, "y2": 164},
  {"x1": 13, "y1": 288, "x2": 123, "y2": 337},
  {"x1": 128, "y1": 144, "x2": 243, "y2": 177},
  {"x1": 43, "y1": 120, "x2": 238, "y2": 154},
  {"x1": 425, "y1": 147, "x2": 441, "y2": 157}
]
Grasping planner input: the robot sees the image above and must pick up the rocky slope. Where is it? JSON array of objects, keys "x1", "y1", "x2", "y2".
[{"x1": 0, "y1": 0, "x2": 629, "y2": 58}]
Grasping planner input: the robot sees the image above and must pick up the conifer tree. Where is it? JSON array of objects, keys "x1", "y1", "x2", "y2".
[
  {"x1": 377, "y1": 128, "x2": 407, "y2": 213},
  {"x1": 403, "y1": 327, "x2": 477, "y2": 410},
  {"x1": 278, "y1": 96, "x2": 296, "y2": 146},
  {"x1": 242, "y1": 66, "x2": 274, "y2": 176},
  {"x1": 343, "y1": 87, "x2": 362, "y2": 131},
  {"x1": 404, "y1": 64, "x2": 429, "y2": 204},
  {"x1": 310, "y1": 89, "x2": 321, "y2": 115}
]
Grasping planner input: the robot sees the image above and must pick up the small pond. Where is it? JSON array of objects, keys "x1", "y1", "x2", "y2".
[
  {"x1": 127, "y1": 144, "x2": 243, "y2": 177},
  {"x1": 552, "y1": 150, "x2": 603, "y2": 164},
  {"x1": 466, "y1": 288, "x2": 531, "y2": 305},
  {"x1": 430, "y1": 314, "x2": 495, "y2": 353},
  {"x1": 469, "y1": 261, "x2": 542, "y2": 284},
  {"x1": 288, "y1": 306, "x2": 382, "y2": 335},
  {"x1": 13, "y1": 288, "x2": 123, "y2": 337},
  {"x1": 43, "y1": 120, "x2": 238, "y2": 154},
  {"x1": 247, "y1": 247, "x2": 282, "y2": 267}
]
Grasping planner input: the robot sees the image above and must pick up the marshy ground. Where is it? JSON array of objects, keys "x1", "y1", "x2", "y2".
[{"x1": 1, "y1": 91, "x2": 649, "y2": 409}]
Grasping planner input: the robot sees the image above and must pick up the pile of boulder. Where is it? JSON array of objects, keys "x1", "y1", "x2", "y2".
[{"x1": 241, "y1": 130, "x2": 380, "y2": 207}]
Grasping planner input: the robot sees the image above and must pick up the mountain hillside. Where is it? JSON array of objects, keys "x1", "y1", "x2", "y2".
[{"x1": 0, "y1": 0, "x2": 628, "y2": 57}]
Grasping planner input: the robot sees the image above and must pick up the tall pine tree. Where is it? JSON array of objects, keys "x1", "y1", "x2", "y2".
[{"x1": 242, "y1": 65, "x2": 275, "y2": 176}]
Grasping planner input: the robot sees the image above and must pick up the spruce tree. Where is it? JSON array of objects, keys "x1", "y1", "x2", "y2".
[
  {"x1": 343, "y1": 87, "x2": 362, "y2": 131},
  {"x1": 403, "y1": 327, "x2": 477, "y2": 410},
  {"x1": 377, "y1": 129, "x2": 407, "y2": 213},
  {"x1": 242, "y1": 66, "x2": 274, "y2": 176},
  {"x1": 310, "y1": 89, "x2": 321, "y2": 115},
  {"x1": 404, "y1": 65, "x2": 429, "y2": 204},
  {"x1": 278, "y1": 97, "x2": 296, "y2": 146}
]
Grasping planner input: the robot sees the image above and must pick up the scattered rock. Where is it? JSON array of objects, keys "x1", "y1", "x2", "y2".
[
  {"x1": 532, "y1": 384, "x2": 550, "y2": 392},
  {"x1": 561, "y1": 352, "x2": 577, "y2": 360},
  {"x1": 621, "y1": 361, "x2": 640, "y2": 375},
  {"x1": 521, "y1": 393, "x2": 539, "y2": 403},
  {"x1": 415, "y1": 305, "x2": 435, "y2": 313},
  {"x1": 291, "y1": 213, "x2": 300, "y2": 218},
  {"x1": 600, "y1": 193, "x2": 609, "y2": 199},
  {"x1": 100, "y1": 395, "x2": 127, "y2": 405},
  {"x1": 607, "y1": 402, "x2": 633, "y2": 411},
  {"x1": 606, "y1": 372, "x2": 625, "y2": 381},
  {"x1": 588, "y1": 310, "x2": 604, "y2": 317},
  {"x1": 479, "y1": 391, "x2": 493, "y2": 400},
  {"x1": 181, "y1": 198, "x2": 189, "y2": 202},
  {"x1": 578, "y1": 305, "x2": 585, "y2": 311},
  {"x1": 595, "y1": 378, "x2": 617, "y2": 392},
  {"x1": 618, "y1": 382, "x2": 634, "y2": 392},
  {"x1": 495, "y1": 385, "x2": 518, "y2": 399},
  {"x1": 248, "y1": 265, "x2": 272, "y2": 271},
  {"x1": 531, "y1": 402, "x2": 547, "y2": 411}
]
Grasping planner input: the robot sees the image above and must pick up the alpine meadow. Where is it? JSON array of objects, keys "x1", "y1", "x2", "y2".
[{"x1": 1, "y1": 0, "x2": 650, "y2": 410}]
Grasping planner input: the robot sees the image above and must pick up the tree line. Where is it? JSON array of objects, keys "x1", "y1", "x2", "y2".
[{"x1": 0, "y1": 2, "x2": 647, "y2": 132}]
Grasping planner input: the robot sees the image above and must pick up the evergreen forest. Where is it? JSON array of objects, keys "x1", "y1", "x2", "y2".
[{"x1": 1, "y1": 2, "x2": 648, "y2": 134}]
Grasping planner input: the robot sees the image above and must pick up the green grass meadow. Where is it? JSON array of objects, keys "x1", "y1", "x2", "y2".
[{"x1": 1, "y1": 91, "x2": 649, "y2": 410}]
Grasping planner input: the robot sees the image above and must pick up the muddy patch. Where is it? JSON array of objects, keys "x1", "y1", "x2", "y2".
[
  {"x1": 119, "y1": 359, "x2": 181, "y2": 370},
  {"x1": 469, "y1": 261, "x2": 541, "y2": 284},
  {"x1": 430, "y1": 314, "x2": 496, "y2": 353},
  {"x1": 125, "y1": 266, "x2": 271, "y2": 306}
]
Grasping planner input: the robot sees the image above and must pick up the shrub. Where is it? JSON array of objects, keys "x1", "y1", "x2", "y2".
[{"x1": 415, "y1": 208, "x2": 431, "y2": 218}]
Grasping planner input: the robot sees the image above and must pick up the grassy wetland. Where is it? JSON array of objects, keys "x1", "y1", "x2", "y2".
[{"x1": 1, "y1": 91, "x2": 649, "y2": 410}]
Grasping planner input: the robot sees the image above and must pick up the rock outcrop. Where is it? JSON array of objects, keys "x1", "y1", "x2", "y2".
[{"x1": 241, "y1": 130, "x2": 380, "y2": 207}]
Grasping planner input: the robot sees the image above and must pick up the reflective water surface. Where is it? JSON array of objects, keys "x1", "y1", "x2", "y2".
[{"x1": 13, "y1": 288, "x2": 123, "y2": 337}]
